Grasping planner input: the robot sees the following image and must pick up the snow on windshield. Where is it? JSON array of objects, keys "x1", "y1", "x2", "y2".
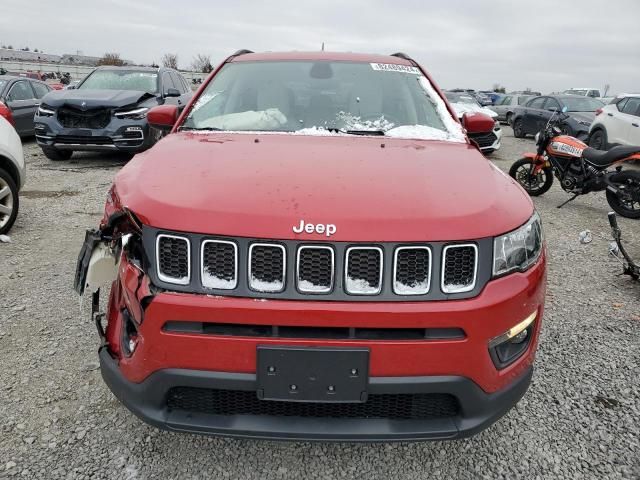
[{"x1": 183, "y1": 61, "x2": 466, "y2": 142}]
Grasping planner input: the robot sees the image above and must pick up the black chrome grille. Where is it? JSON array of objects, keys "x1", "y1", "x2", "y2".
[
  {"x1": 442, "y1": 245, "x2": 477, "y2": 293},
  {"x1": 345, "y1": 247, "x2": 383, "y2": 295},
  {"x1": 394, "y1": 247, "x2": 431, "y2": 295},
  {"x1": 157, "y1": 235, "x2": 190, "y2": 284},
  {"x1": 468, "y1": 131, "x2": 497, "y2": 148},
  {"x1": 297, "y1": 247, "x2": 333, "y2": 293},
  {"x1": 201, "y1": 240, "x2": 237, "y2": 290},
  {"x1": 167, "y1": 387, "x2": 460, "y2": 420},
  {"x1": 249, "y1": 244, "x2": 285, "y2": 292},
  {"x1": 57, "y1": 107, "x2": 111, "y2": 129}
]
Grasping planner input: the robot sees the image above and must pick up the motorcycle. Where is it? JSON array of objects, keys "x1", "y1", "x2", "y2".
[{"x1": 509, "y1": 108, "x2": 640, "y2": 219}]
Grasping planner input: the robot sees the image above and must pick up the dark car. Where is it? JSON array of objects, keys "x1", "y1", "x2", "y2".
[
  {"x1": 0, "y1": 76, "x2": 52, "y2": 136},
  {"x1": 510, "y1": 95, "x2": 604, "y2": 140},
  {"x1": 34, "y1": 66, "x2": 192, "y2": 160}
]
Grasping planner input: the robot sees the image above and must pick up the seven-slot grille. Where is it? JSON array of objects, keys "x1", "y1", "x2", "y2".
[
  {"x1": 442, "y1": 244, "x2": 478, "y2": 293},
  {"x1": 297, "y1": 246, "x2": 334, "y2": 293},
  {"x1": 345, "y1": 247, "x2": 383, "y2": 295},
  {"x1": 201, "y1": 240, "x2": 237, "y2": 290},
  {"x1": 154, "y1": 234, "x2": 481, "y2": 298},
  {"x1": 156, "y1": 234, "x2": 190, "y2": 285},
  {"x1": 249, "y1": 244, "x2": 286, "y2": 292}
]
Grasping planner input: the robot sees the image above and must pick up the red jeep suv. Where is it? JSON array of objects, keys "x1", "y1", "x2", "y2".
[{"x1": 75, "y1": 50, "x2": 546, "y2": 441}]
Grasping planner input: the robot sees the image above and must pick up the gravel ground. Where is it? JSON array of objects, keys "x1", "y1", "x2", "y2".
[{"x1": 0, "y1": 130, "x2": 639, "y2": 479}]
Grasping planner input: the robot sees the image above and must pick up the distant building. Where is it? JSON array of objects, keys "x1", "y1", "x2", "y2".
[
  {"x1": 60, "y1": 54, "x2": 102, "y2": 66},
  {"x1": 0, "y1": 48, "x2": 61, "y2": 62}
]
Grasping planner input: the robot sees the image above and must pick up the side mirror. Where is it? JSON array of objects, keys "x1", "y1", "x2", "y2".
[
  {"x1": 561, "y1": 106, "x2": 568, "y2": 113},
  {"x1": 462, "y1": 112, "x2": 495, "y2": 134},
  {"x1": 164, "y1": 88, "x2": 181, "y2": 98},
  {"x1": 147, "y1": 105, "x2": 179, "y2": 131}
]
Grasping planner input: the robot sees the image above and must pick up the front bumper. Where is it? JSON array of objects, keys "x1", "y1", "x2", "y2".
[
  {"x1": 34, "y1": 116, "x2": 153, "y2": 153},
  {"x1": 100, "y1": 347, "x2": 533, "y2": 442}
]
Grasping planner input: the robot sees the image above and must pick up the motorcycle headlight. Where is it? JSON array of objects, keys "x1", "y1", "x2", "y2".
[
  {"x1": 493, "y1": 212, "x2": 543, "y2": 277},
  {"x1": 114, "y1": 107, "x2": 149, "y2": 120}
]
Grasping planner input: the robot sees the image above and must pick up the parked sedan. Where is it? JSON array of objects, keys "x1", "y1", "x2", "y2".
[
  {"x1": 0, "y1": 116, "x2": 26, "y2": 234},
  {"x1": 34, "y1": 66, "x2": 192, "y2": 161},
  {"x1": 490, "y1": 94, "x2": 533, "y2": 124},
  {"x1": 0, "y1": 76, "x2": 52, "y2": 136},
  {"x1": 589, "y1": 94, "x2": 640, "y2": 149},
  {"x1": 511, "y1": 95, "x2": 604, "y2": 140}
]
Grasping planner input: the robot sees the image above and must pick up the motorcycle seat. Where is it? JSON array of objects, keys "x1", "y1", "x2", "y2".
[{"x1": 582, "y1": 145, "x2": 640, "y2": 166}]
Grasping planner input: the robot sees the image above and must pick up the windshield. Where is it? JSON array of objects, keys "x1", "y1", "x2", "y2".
[
  {"x1": 79, "y1": 70, "x2": 158, "y2": 94},
  {"x1": 182, "y1": 60, "x2": 465, "y2": 141},
  {"x1": 444, "y1": 92, "x2": 479, "y2": 105},
  {"x1": 561, "y1": 97, "x2": 604, "y2": 112},
  {"x1": 564, "y1": 89, "x2": 587, "y2": 96}
]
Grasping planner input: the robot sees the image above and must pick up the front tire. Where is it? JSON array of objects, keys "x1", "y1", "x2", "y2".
[
  {"x1": 41, "y1": 147, "x2": 73, "y2": 161},
  {"x1": 606, "y1": 170, "x2": 640, "y2": 219},
  {"x1": 513, "y1": 118, "x2": 525, "y2": 138},
  {"x1": 588, "y1": 129, "x2": 608, "y2": 150},
  {"x1": 0, "y1": 168, "x2": 19, "y2": 235},
  {"x1": 509, "y1": 158, "x2": 554, "y2": 196}
]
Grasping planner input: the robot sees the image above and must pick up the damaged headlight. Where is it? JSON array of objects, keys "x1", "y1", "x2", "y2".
[
  {"x1": 114, "y1": 107, "x2": 149, "y2": 120},
  {"x1": 493, "y1": 212, "x2": 543, "y2": 277},
  {"x1": 37, "y1": 105, "x2": 55, "y2": 117}
]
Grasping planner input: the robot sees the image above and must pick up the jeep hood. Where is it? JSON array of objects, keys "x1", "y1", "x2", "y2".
[
  {"x1": 114, "y1": 133, "x2": 533, "y2": 242},
  {"x1": 42, "y1": 89, "x2": 155, "y2": 109}
]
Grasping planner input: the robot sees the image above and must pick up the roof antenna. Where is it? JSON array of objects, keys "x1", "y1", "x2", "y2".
[{"x1": 321, "y1": 42, "x2": 325, "y2": 51}]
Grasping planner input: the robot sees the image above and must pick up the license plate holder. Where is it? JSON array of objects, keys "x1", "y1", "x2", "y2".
[{"x1": 257, "y1": 346, "x2": 369, "y2": 403}]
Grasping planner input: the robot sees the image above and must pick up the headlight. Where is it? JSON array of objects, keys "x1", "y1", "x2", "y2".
[
  {"x1": 493, "y1": 212, "x2": 543, "y2": 277},
  {"x1": 37, "y1": 105, "x2": 55, "y2": 117},
  {"x1": 114, "y1": 107, "x2": 149, "y2": 120}
]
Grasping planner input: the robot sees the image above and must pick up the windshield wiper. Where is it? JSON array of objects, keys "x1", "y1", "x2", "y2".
[
  {"x1": 178, "y1": 126, "x2": 224, "y2": 132},
  {"x1": 342, "y1": 129, "x2": 386, "y2": 136}
]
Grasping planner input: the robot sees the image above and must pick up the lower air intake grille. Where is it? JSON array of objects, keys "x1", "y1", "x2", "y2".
[
  {"x1": 167, "y1": 387, "x2": 460, "y2": 420},
  {"x1": 249, "y1": 244, "x2": 286, "y2": 292},
  {"x1": 345, "y1": 247, "x2": 383, "y2": 294},
  {"x1": 468, "y1": 131, "x2": 497, "y2": 148},
  {"x1": 157, "y1": 235, "x2": 190, "y2": 284},
  {"x1": 201, "y1": 240, "x2": 237, "y2": 290},
  {"x1": 442, "y1": 244, "x2": 477, "y2": 293},
  {"x1": 394, "y1": 247, "x2": 431, "y2": 295}
]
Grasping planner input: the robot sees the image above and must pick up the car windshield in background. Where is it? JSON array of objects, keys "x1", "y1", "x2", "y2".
[
  {"x1": 564, "y1": 89, "x2": 588, "y2": 96},
  {"x1": 444, "y1": 92, "x2": 479, "y2": 105},
  {"x1": 517, "y1": 96, "x2": 532, "y2": 105},
  {"x1": 561, "y1": 97, "x2": 604, "y2": 112},
  {"x1": 78, "y1": 70, "x2": 158, "y2": 94},
  {"x1": 182, "y1": 61, "x2": 464, "y2": 141}
]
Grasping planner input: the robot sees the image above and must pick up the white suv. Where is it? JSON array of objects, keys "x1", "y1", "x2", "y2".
[
  {"x1": 0, "y1": 116, "x2": 25, "y2": 234},
  {"x1": 589, "y1": 94, "x2": 640, "y2": 150}
]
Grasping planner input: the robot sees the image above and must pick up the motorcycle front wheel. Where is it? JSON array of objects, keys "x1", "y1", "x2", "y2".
[
  {"x1": 606, "y1": 170, "x2": 640, "y2": 219},
  {"x1": 509, "y1": 158, "x2": 554, "y2": 196}
]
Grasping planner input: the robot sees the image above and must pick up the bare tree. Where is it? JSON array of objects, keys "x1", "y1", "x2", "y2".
[
  {"x1": 162, "y1": 53, "x2": 179, "y2": 69},
  {"x1": 492, "y1": 83, "x2": 506, "y2": 93},
  {"x1": 191, "y1": 53, "x2": 213, "y2": 73},
  {"x1": 97, "y1": 53, "x2": 125, "y2": 66}
]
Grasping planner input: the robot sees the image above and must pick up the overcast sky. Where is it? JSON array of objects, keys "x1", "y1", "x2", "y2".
[{"x1": 1, "y1": 0, "x2": 638, "y2": 94}]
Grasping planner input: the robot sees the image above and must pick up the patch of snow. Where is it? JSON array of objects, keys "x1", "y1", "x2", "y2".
[
  {"x1": 417, "y1": 76, "x2": 466, "y2": 142},
  {"x1": 394, "y1": 280, "x2": 429, "y2": 294},
  {"x1": 202, "y1": 269, "x2": 236, "y2": 289},
  {"x1": 336, "y1": 112, "x2": 395, "y2": 132},
  {"x1": 386, "y1": 124, "x2": 459, "y2": 141},
  {"x1": 292, "y1": 126, "x2": 339, "y2": 136},
  {"x1": 250, "y1": 276, "x2": 283, "y2": 292},
  {"x1": 298, "y1": 279, "x2": 330, "y2": 292},
  {"x1": 346, "y1": 277, "x2": 378, "y2": 294}
]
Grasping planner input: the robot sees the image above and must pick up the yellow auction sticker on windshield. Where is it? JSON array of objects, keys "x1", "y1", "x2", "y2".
[{"x1": 370, "y1": 63, "x2": 421, "y2": 74}]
